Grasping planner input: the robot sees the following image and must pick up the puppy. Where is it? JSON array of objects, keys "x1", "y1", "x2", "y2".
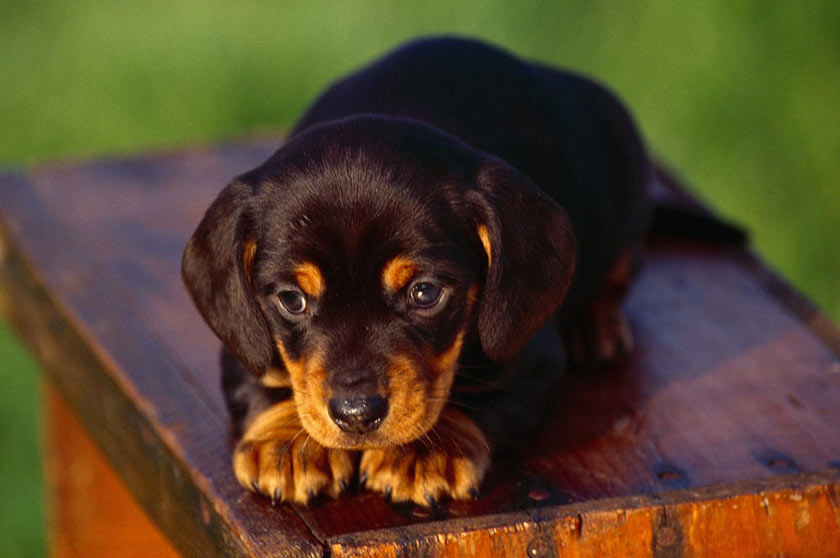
[{"x1": 182, "y1": 37, "x2": 650, "y2": 506}]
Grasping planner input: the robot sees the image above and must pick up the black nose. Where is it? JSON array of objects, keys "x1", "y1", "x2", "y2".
[{"x1": 328, "y1": 396, "x2": 388, "y2": 434}]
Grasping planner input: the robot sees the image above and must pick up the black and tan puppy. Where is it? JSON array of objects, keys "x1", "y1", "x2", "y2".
[{"x1": 182, "y1": 37, "x2": 650, "y2": 506}]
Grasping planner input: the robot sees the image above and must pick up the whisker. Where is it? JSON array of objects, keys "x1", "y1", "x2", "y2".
[
  {"x1": 418, "y1": 416, "x2": 447, "y2": 451},
  {"x1": 436, "y1": 413, "x2": 491, "y2": 455},
  {"x1": 421, "y1": 429, "x2": 439, "y2": 452},
  {"x1": 283, "y1": 427, "x2": 306, "y2": 452},
  {"x1": 299, "y1": 431, "x2": 311, "y2": 457},
  {"x1": 429, "y1": 424, "x2": 448, "y2": 452},
  {"x1": 425, "y1": 397, "x2": 479, "y2": 412},
  {"x1": 439, "y1": 425, "x2": 465, "y2": 457}
]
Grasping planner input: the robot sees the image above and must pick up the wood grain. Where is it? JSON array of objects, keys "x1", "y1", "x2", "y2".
[
  {"x1": 328, "y1": 472, "x2": 840, "y2": 557},
  {"x1": 0, "y1": 141, "x2": 322, "y2": 558},
  {"x1": 1, "y1": 136, "x2": 839, "y2": 556}
]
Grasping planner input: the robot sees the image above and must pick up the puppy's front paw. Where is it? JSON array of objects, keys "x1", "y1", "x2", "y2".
[
  {"x1": 360, "y1": 409, "x2": 490, "y2": 506},
  {"x1": 233, "y1": 402, "x2": 354, "y2": 504}
]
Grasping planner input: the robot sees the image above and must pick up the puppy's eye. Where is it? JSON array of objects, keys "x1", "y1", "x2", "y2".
[
  {"x1": 408, "y1": 282, "x2": 444, "y2": 309},
  {"x1": 278, "y1": 290, "x2": 307, "y2": 314}
]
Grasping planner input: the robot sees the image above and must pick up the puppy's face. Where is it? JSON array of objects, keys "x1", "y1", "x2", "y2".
[
  {"x1": 183, "y1": 116, "x2": 575, "y2": 449},
  {"x1": 246, "y1": 175, "x2": 485, "y2": 449}
]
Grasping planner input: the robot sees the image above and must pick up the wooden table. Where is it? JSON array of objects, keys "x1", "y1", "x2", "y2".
[{"x1": 1, "y1": 136, "x2": 839, "y2": 557}]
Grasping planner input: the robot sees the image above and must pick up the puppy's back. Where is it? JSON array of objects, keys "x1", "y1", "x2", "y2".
[{"x1": 294, "y1": 36, "x2": 650, "y2": 322}]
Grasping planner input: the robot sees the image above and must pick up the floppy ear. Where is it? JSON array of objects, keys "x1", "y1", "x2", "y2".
[
  {"x1": 182, "y1": 181, "x2": 273, "y2": 376},
  {"x1": 467, "y1": 161, "x2": 576, "y2": 362}
]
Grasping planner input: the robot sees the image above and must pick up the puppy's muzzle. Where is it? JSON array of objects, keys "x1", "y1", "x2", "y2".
[{"x1": 328, "y1": 396, "x2": 388, "y2": 434}]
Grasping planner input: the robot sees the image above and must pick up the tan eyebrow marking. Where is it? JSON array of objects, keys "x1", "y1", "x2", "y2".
[
  {"x1": 295, "y1": 261, "x2": 325, "y2": 298},
  {"x1": 242, "y1": 236, "x2": 258, "y2": 284},
  {"x1": 477, "y1": 225, "x2": 492, "y2": 267},
  {"x1": 382, "y1": 255, "x2": 418, "y2": 291}
]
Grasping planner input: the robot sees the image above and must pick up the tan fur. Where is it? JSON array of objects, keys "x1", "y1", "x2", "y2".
[
  {"x1": 233, "y1": 399, "x2": 354, "y2": 504},
  {"x1": 268, "y1": 312, "x2": 475, "y2": 506},
  {"x1": 378, "y1": 355, "x2": 433, "y2": 444},
  {"x1": 242, "y1": 236, "x2": 258, "y2": 284},
  {"x1": 275, "y1": 326, "x2": 468, "y2": 452},
  {"x1": 360, "y1": 407, "x2": 490, "y2": 504},
  {"x1": 260, "y1": 366, "x2": 291, "y2": 388},
  {"x1": 376, "y1": 329, "x2": 467, "y2": 448},
  {"x1": 274, "y1": 338, "x2": 334, "y2": 447},
  {"x1": 294, "y1": 261, "x2": 325, "y2": 298},
  {"x1": 240, "y1": 398, "x2": 300, "y2": 442},
  {"x1": 431, "y1": 329, "x2": 465, "y2": 379},
  {"x1": 466, "y1": 284, "x2": 479, "y2": 310},
  {"x1": 477, "y1": 225, "x2": 492, "y2": 267},
  {"x1": 381, "y1": 255, "x2": 418, "y2": 291},
  {"x1": 354, "y1": 325, "x2": 487, "y2": 506}
]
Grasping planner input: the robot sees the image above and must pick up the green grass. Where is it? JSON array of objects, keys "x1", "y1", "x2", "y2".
[
  {"x1": 0, "y1": 325, "x2": 43, "y2": 558},
  {"x1": 1, "y1": 2, "x2": 838, "y2": 556}
]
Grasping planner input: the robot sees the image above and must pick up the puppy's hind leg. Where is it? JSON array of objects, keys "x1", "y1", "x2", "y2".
[{"x1": 566, "y1": 247, "x2": 638, "y2": 368}]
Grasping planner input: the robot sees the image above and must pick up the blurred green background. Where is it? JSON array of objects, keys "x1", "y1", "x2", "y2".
[{"x1": 1, "y1": 1, "x2": 838, "y2": 556}]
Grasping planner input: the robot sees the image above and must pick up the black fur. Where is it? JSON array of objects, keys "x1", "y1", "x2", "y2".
[
  {"x1": 183, "y1": 37, "x2": 650, "y2": 484},
  {"x1": 294, "y1": 38, "x2": 650, "y2": 326}
]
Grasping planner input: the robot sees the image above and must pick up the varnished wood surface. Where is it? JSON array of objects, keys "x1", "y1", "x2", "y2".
[{"x1": 1, "y1": 136, "x2": 839, "y2": 556}]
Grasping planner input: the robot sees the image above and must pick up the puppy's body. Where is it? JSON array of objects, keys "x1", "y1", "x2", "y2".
[
  {"x1": 295, "y1": 38, "x2": 650, "y2": 326},
  {"x1": 183, "y1": 37, "x2": 650, "y2": 506}
]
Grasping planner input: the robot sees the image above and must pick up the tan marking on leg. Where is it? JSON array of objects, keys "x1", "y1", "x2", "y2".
[
  {"x1": 381, "y1": 255, "x2": 418, "y2": 292},
  {"x1": 326, "y1": 447, "x2": 355, "y2": 497},
  {"x1": 233, "y1": 398, "x2": 356, "y2": 505},
  {"x1": 240, "y1": 399, "x2": 300, "y2": 442},
  {"x1": 294, "y1": 261, "x2": 325, "y2": 298},
  {"x1": 360, "y1": 407, "x2": 490, "y2": 505},
  {"x1": 233, "y1": 399, "x2": 301, "y2": 497},
  {"x1": 260, "y1": 366, "x2": 291, "y2": 388}
]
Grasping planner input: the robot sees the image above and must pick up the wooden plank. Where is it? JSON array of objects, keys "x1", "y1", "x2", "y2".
[
  {"x1": 327, "y1": 472, "x2": 840, "y2": 557},
  {"x1": 0, "y1": 144, "x2": 323, "y2": 558},
  {"x1": 44, "y1": 383, "x2": 181, "y2": 558},
  {"x1": 1, "y1": 136, "x2": 839, "y2": 556},
  {"x1": 519, "y1": 240, "x2": 840, "y2": 501}
]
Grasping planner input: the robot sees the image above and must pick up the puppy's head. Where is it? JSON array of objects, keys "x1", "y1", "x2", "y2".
[{"x1": 183, "y1": 116, "x2": 574, "y2": 449}]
